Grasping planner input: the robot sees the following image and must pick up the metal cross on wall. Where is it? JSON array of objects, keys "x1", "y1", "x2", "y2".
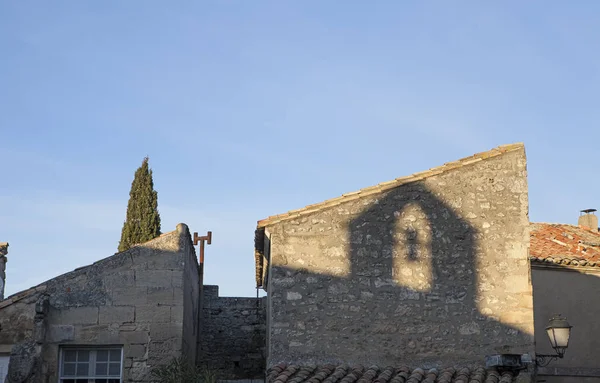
[{"x1": 193, "y1": 231, "x2": 212, "y2": 278}]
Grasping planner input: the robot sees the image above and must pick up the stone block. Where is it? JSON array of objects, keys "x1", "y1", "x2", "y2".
[
  {"x1": 170, "y1": 305, "x2": 184, "y2": 323},
  {"x1": 173, "y1": 285, "x2": 184, "y2": 300},
  {"x1": 53, "y1": 306, "x2": 98, "y2": 325},
  {"x1": 146, "y1": 254, "x2": 184, "y2": 270},
  {"x1": 149, "y1": 323, "x2": 182, "y2": 342},
  {"x1": 124, "y1": 344, "x2": 147, "y2": 360},
  {"x1": 135, "y1": 270, "x2": 172, "y2": 288},
  {"x1": 147, "y1": 338, "x2": 181, "y2": 365},
  {"x1": 104, "y1": 271, "x2": 135, "y2": 288},
  {"x1": 126, "y1": 363, "x2": 152, "y2": 382},
  {"x1": 172, "y1": 270, "x2": 184, "y2": 288},
  {"x1": 119, "y1": 329, "x2": 149, "y2": 345},
  {"x1": 99, "y1": 306, "x2": 135, "y2": 324},
  {"x1": 74, "y1": 324, "x2": 120, "y2": 344},
  {"x1": 136, "y1": 305, "x2": 171, "y2": 323},
  {"x1": 47, "y1": 325, "x2": 74, "y2": 342},
  {"x1": 147, "y1": 287, "x2": 174, "y2": 305},
  {"x1": 109, "y1": 287, "x2": 148, "y2": 306}
]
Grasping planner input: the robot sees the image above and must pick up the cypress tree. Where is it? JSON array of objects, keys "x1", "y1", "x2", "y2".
[{"x1": 118, "y1": 157, "x2": 162, "y2": 252}]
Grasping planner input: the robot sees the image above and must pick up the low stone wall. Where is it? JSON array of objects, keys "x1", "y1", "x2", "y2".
[{"x1": 198, "y1": 285, "x2": 266, "y2": 380}]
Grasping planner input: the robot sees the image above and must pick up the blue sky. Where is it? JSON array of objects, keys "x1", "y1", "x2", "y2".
[{"x1": 1, "y1": 1, "x2": 599, "y2": 297}]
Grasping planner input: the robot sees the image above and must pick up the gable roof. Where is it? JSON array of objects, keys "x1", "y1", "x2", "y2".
[
  {"x1": 0, "y1": 225, "x2": 191, "y2": 309},
  {"x1": 254, "y1": 143, "x2": 525, "y2": 288},
  {"x1": 257, "y1": 143, "x2": 524, "y2": 228},
  {"x1": 267, "y1": 364, "x2": 517, "y2": 383},
  {"x1": 529, "y1": 222, "x2": 600, "y2": 268}
]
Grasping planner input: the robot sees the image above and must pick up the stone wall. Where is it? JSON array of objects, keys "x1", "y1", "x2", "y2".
[
  {"x1": 198, "y1": 285, "x2": 266, "y2": 380},
  {"x1": 0, "y1": 224, "x2": 199, "y2": 383},
  {"x1": 0, "y1": 292, "x2": 38, "y2": 347},
  {"x1": 262, "y1": 146, "x2": 534, "y2": 367}
]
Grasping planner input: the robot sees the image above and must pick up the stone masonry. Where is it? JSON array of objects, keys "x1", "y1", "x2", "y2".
[
  {"x1": 0, "y1": 224, "x2": 200, "y2": 383},
  {"x1": 199, "y1": 285, "x2": 266, "y2": 380},
  {"x1": 257, "y1": 143, "x2": 535, "y2": 368}
]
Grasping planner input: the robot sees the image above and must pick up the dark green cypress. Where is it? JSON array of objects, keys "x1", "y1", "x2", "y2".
[{"x1": 118, "y1": 157, "x2": 162, "y2": 252}]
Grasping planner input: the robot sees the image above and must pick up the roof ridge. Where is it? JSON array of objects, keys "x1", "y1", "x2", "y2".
[
  {"x1": 257, "y1": 143, "x2": 524, "y2": 228},
  {"x1": 531, "y1": 222, "x2": 600, "y2": 235}
]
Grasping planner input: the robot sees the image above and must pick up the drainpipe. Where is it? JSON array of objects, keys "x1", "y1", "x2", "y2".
[{"x1": 0, "y1": 242, "x2": 8, "y2": 300}]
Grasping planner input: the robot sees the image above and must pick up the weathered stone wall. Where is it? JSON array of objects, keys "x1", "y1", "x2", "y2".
[
  {"x1": 198, "y1": 285, "x2": 266, "y2": 380},
  {"x1": 263, "y1": 147, "x2": 534, "y2": 367},
  {"x1": 0, "y1": 294, "x2": 38, "y2": 347},
  {"x1": 0, "y1": 224, "x2": 199, "y2": 383}
]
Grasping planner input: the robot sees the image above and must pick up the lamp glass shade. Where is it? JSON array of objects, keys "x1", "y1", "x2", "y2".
[
  {"x1": 545, "y1": 315, "x2": 572, "y2": 350},
  {"x1": 547, "y1": 327, "x2": 570, "y2": 348}
]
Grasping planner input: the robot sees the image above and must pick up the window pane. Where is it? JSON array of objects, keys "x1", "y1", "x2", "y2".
[
  {"x1": 108, "y1": 379, "x2": 120, "y2": 383},
  {"x1": 62, "y1": 363, "x2": 76, "y2": 376},
  {"x1": 76, "y1": 363, "x2": 89, "y2": 376},
  {"x1": 108, "y1": 363, "x2": 121, "y2": 376},
  {"x1": 77, "y1": 350, "x2": 90, "y2": 362},
  {"x1": 109, "y1": 350, "x2": 121, "y2": 362},
  {"x1": 96, "y1": 350, "x2": 109, "y2": 362},
  {"x1": 96, "y1": 362, "x2": 108, "y2": 376},
  {"x1": 63, "y1": 350, "x2": 77, "y2": 362}
]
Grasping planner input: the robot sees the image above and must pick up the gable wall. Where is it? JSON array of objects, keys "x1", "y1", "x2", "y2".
[
  {"x1": 264, "y1": 148, "x2": 534, "y2": 367},
  {"x1": 0, "y1": 224, "x2": 199, "y2": 383}
]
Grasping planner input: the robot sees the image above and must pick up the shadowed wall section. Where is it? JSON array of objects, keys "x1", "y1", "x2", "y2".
[
  {"x1": 198, "y1": 285, "x2": 266, "y2": 380},
  {"x1": 262, "y1": 145, "x2": 534, "y2": 367}
]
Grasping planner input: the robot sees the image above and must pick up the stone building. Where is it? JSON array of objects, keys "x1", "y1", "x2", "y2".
[
  {"x1": 530, "y1": 213, "x2": 600, "y2": 383},
  {"x1": 255, "y1": 143, "x2": 536, "y2": 383},
  {"x1": 0, "y1": 225, "x2": 266, "y2": 383},
  {"x1": 0, "y1": 224, "x2": 201, "y2": 383},
  {"x1": 3, "y1": 142, "x2": 598, "y2": 383}
]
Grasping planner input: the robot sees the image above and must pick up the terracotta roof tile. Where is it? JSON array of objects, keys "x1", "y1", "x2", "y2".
[
  {"x1": 530, "y1": 223, "x2": 600, "y2": 268},
  {"x1": 267, "y1": 366, "x2": 516, "y2": 383}
]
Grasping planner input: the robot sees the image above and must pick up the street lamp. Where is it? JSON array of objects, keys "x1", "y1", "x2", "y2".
[{"x1": 536, "y1": 315, "x2": 573, "y2": 367}]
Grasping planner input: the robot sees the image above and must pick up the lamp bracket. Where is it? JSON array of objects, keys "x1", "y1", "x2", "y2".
[{"x1": 535, "y1": 354, "x2": 561, "y2": 367}]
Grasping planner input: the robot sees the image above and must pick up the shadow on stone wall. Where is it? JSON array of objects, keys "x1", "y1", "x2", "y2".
[
  {"x1": 269, "y1": 181, "x2": 533, "y2": 367},
  {"x1": 198, "y1": 285, "x2": 266, "y2": 380}
]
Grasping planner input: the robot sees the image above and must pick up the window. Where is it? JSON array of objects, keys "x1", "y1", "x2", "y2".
[
  {"x1": 0, "y1": 355, "x2": 9, "y2": 383},
  {"x1": 59, "y1": 348, "x2": 122, "y2": 383}
]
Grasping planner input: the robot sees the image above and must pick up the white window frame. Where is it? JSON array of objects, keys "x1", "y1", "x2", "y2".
[
  {"x1": 0, "y1": 354, "x2": 9, "y2": 383},
  {"x1": 58, "y1": 347, "x2": 123, "y2": 383}
]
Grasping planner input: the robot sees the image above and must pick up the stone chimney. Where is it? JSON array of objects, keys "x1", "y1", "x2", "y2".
[
  {"x1": 579, "y1": 209, "x2": 599, "y2": 232},
  {"x1": 0, "y1": 242, "x2": 7, "y2": 300}
]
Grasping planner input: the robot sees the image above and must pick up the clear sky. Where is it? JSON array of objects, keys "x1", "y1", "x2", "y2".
[{"x1": 1, "y1": 1, "x2": 599, "y2": 297}]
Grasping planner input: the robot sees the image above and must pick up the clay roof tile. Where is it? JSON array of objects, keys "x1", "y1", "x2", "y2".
[{"x1": 268, "y1": 366, "x2": 515, "y2": 383}]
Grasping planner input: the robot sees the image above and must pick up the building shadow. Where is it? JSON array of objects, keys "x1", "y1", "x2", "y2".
[{"x1": 269, "y1": 182, "x2": 533, "y2": 368}]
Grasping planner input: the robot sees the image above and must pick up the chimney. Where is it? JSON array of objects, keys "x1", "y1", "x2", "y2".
[
  {"x1": 0, "y1": 242, "x2": 7, "y2": 300},
  {"x1": 579, "y1": 209, "x2": 599, "y2": 232}
]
